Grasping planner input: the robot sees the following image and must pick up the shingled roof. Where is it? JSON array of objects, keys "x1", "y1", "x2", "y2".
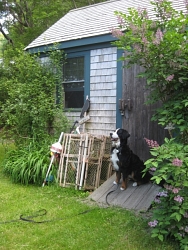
[{"x1": 25, "y1": 0, "x2": 187, "y2": 51}]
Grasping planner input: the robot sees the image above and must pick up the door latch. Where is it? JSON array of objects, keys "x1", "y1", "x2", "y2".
[{"x1": 119, "y1": 99, "x2": 133, "y2": 116}]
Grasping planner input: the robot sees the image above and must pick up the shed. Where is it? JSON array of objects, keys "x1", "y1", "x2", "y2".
[{"x1": 25, "y1": 0, "x2": 186, "y2": 161}]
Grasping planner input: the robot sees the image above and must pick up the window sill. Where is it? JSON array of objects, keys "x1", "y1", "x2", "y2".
[{"x1": 64, "y1": 108, "x2": 82, "y2": 112}]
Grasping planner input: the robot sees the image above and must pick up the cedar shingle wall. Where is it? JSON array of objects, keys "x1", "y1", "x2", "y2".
[
  {"x1": 66, "y1": 47, "x2": 117, "y2": 136},
  {"x1": 88, "y1": 47, "x2": 117, "y2": 135}
]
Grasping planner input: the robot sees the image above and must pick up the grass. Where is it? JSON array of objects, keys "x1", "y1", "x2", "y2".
[{"x1": 0, "y1": 143, "x2": 178, "y2": 250}]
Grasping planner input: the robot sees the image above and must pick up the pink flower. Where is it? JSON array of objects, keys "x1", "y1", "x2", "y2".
[
  {"x1": 153, "y1": 28, "x2": 163, "y2": 45},
  {"x1": 174, "y1": 195, "x2": 184, "y2": 203},
  {"x1": 148, "y1": 220, "x2": 158, "y2": 227},
  {"x1": 164, "y1": 184, "x2": 173, "y2": 191},
  {"x1": 133, "y1": 44, "x2": 142, "y2": 53},
  {"x1": 172, "y1": 188, "x2": 181, "y2": 194},
  {"x1": 157, "y1": 190, "x2": 168, "y2": 197},
  {"x1": 154, "y1": 197, "x2": 161, "y2": 203},
  {"x1": 117, "y1": 15, "x2": 124, "y2": 26},
  {"x1": 111, "y1": 28, "x2": 124, "y2": 38},
  {"x1": 137, "y1": 7, "x2": 149, "y2": 19},
  {"x1": 156, "y1": 28, "x2": 163, "y2": 40},
  {"x1": 150, "y1": 167, "x2": 156, "y2": 172},
  {"x1": 166, "y1": 74, "x2": 174, "y2": 81},
  {"x1": 172, "y1": 158, "x2": 183, "y2": 167},
  {"x1": 144, "y1": 138, "x2": 159, "y2": 148},
  {"x1": 164, "y1": 185, "x2": 181, "y2": 194},
  {"x1": 129, "y1": 23, "x2": 138, "y2": 33},
  {"x1": 142, "y1": 36, "x2": 148, "y2": 44}
]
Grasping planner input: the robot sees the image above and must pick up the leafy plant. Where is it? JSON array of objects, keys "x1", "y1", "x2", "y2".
[
  {"x1": 2, "y1": 139, "x2": 55, "y2": 185},
  {"x1": 143, "y1": 137, "x2": 188, "y2": 249},
  {"x1": 112, "y1": 0, "x2": 188, "y2": 142},
  {"x1": 111, "y1": 1, "x2": 188, "y2": 248},
  {"x1": 0, "y1": 47, "x2": 69, "y2": 145}
]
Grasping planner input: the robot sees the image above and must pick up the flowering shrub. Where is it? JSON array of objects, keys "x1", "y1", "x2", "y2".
[
  {"x1": 112, "y1": 0, "x2": 188, "y2": 142},
  {"x1": 112, "y1": 0, "x2": 188, "y2": 248},
  {"x1": 143, "y1": 137, "x2": 188, "y2": 249}
]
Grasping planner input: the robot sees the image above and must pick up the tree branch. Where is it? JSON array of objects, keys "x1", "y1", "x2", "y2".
[
  {"x1": 0, "y1": 22, "x2": 14, "y2": 45},
  {"x1": 71, "y1": 0, "x2": 77, "y2": 8}
]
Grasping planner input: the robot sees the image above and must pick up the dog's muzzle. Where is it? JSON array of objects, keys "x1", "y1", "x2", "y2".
[{"x1": 110, "y1": 132, "x2": 119, "y2": 141}]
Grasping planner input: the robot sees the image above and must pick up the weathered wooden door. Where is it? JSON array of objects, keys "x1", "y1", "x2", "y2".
[{"x1": 121, "y1": 61, "x2": 168, "y2": 161}]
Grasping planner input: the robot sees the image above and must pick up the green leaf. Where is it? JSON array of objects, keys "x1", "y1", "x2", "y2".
[
  {"x1": 151, "y1": 233, "x2": 158, "y2": 238},
  {"x1": 150, "y1": 151, "x2": 158, "y2": 156},
  {"x1": 151, "y1": 162, "x2": 158, "y2": 167},
  {"x1": 183, "y1": 181, "x2": 188, "y2": 187},
  {"x1": 158, "y1": 234, "x2": 164, "y2": 241}
]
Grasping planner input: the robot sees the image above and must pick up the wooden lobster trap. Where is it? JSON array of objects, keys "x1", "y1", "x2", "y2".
[
  {"x1": 57, "y1": 133, "x2": 112, "y2": 190},
  {"x1": 99, "y1": 136, "x2": 113, "y2": 185}
]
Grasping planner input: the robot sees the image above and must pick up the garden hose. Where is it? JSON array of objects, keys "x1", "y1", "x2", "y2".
[
  {"x1": 0, "y1": 208, "x2": 99, "y2": 224},
  {"x1": 105, "y1": 183, "x2": 119, "y2": 206}
]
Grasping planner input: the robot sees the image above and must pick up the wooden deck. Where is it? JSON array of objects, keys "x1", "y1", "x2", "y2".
[{"x1": 88, "y1": 174, "x2": 161, "y2": 212}]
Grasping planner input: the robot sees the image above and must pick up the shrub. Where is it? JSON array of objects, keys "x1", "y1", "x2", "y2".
[
  {"x1": 0, "y1": 47, "x2": 69, "y2": 145},
  {"x1": 111, "y1": 1, "x2": 188, "y2": 248},
  {"x1": 143, "y1": 137, "x2": 188, "y2": 249},
  {"x1": 112, "y1": 0, "x2": 188, "y2": 142}
]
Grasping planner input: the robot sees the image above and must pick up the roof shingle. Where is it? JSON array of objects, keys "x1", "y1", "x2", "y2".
[{"x1": 25, "y1": 0, "x2": 187, "y2": 50}]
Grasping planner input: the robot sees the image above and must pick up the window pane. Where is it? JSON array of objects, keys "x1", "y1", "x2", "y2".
[
  {"x1": 63, "y1": 82, "x2": 84, "y2": 90},
  {"x1": 64, "y1": 57, "x2": 84, "y2": 81},
  {"x1": 63, "y1": 56, "x2": 84, "y2": 109},
  {"x1": 65, "y1": 90, "x2": 84, "y2": 108}
]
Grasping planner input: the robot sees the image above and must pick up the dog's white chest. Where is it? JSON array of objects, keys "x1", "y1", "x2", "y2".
[{"x1": 111, "y1": 148, "x2": 119, "y2": 171}]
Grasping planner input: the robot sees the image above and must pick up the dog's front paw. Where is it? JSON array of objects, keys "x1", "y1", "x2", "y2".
[
  {"x1": 113, "y1": 181, "x2": 118, "y2": 185},
  {"x1": 132, "y1": 182, "x2": 137, "y2": 187},
  {"x1": 120, "y1": 187, "x2": 125, "y2": 191}
]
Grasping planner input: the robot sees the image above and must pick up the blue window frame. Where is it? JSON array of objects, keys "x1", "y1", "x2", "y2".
[{"x1": 63, "y1": 51, "x2": 90, "y2": 110}]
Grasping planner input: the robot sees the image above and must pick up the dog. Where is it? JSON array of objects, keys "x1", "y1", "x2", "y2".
[{"x1": 110, "y1": 128, "x2": 152, "y2": 190}]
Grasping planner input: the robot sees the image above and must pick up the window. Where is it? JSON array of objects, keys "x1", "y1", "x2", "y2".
[{"x1": 63, "y1": 56, "x2": 84, "y2": 109}]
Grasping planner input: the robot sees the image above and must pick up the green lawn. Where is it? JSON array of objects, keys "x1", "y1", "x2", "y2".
[{"x1": 0, "y1": 143, "x2": 178, "y2": 250}]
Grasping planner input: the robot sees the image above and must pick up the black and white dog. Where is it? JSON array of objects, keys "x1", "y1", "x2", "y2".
[{"x1": 110, "y1": 128, "x2": 152, "y2": 190}]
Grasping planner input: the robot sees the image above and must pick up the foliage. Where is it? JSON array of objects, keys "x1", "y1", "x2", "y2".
[
  {"x1": 2, "y1": 140, "x2": 52, "y2": 185},
  {"x1": 0, "y1": 0, "x2": 107, "y2": 48},
  {"x1": 143, "y1": 137, "x2": 188, "y2": 249},
  {"x1": 112, "y1": 1, "x2": 188, "y2": 248},
  {"x1": 152, "y1": 96, "x2": 188, "y2": 144},
  {"x1": 112, "y1": 0, "x2": 188, "y2": 142},
  {"x1": 0, "y1": 45, "x2": 70, "y2": 184},
  {"x1": 0, "y1": 46, "x2": 69, "y2": 145}
]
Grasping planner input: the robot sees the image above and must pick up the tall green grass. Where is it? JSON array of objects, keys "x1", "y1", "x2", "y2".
[
  {"x1": 0, "y1": 143, "x2": 178, "y2": 250},
  {"x1": 0, "y1": 143, "x2": 5, "y2": 162},
  {"x1": 1, "y1": 140, "x2": 54, "y2": 185}
]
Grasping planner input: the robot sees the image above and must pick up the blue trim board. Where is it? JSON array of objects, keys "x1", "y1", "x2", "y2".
[
  {"x1": 26, "y1": 34, "x2": 117, "y2": 54},
  {"x1": 116, "y1": 49, "x2": 123, "y2": 128}
]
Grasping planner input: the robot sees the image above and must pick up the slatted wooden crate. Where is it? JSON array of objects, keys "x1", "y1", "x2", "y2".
[
  {"x1": 57, "y1": 133, "x2": 112, "y2": 190},
  {"x1": 99, "y1": 136, "x2": 113, "y2": 185}
]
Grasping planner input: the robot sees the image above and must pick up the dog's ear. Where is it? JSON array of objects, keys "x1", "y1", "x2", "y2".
[{"x1": 117, "y1": 129, "x2": 130, "y2": 139}]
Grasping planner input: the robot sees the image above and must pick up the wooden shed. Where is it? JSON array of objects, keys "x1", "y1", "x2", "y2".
[{"x1": 25, "y1": 0, "x2": 186, "y2": 161}]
